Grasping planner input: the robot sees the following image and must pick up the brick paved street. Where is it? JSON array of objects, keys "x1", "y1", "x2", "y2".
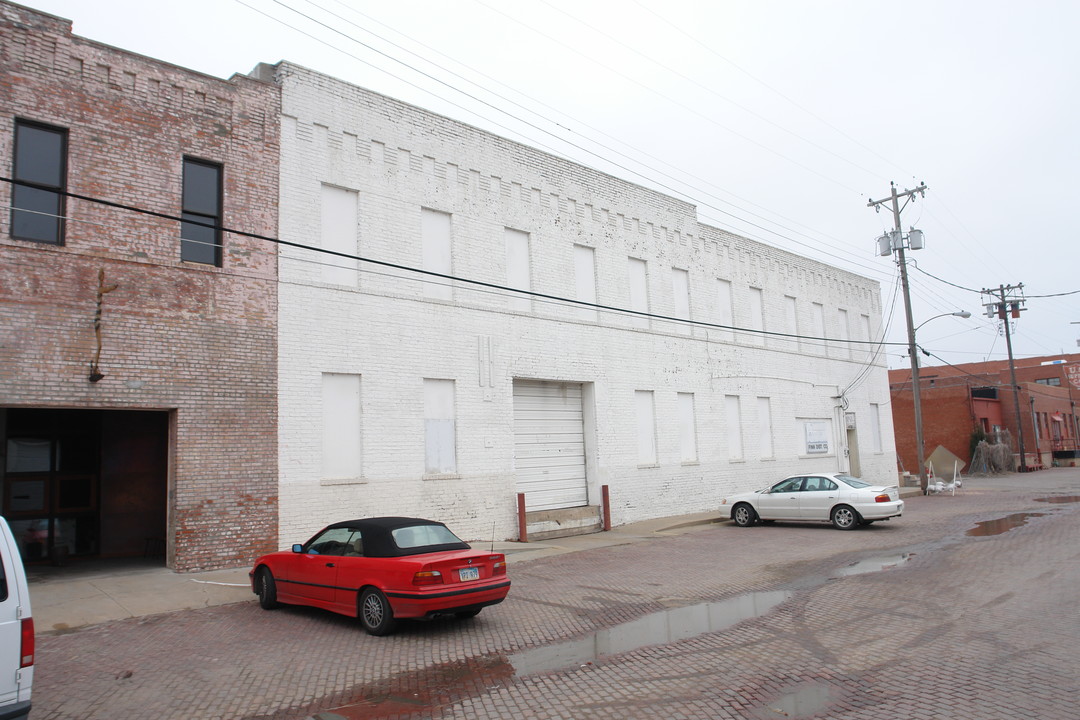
[{"x1": 33, "y1": 469, "x2": 1080, "y2": 719}]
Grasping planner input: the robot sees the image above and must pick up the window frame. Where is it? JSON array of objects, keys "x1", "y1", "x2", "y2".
[
  {"x1": 11, "y1": 118, "x2": 68, "y2": 245},
  {"x1": 180, "y1": 156, "x2": 223, "y2": 266}
]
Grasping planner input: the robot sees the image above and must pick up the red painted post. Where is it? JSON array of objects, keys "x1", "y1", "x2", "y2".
[
  {"x1": 517, "y1": 492, "x2": 528, "y2": 543},
  {"x1": 601, "y1": 485, "x2": 611, "y2": 531}
]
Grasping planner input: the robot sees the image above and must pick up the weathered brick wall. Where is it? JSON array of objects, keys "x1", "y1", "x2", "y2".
[
  {"x1": 272, "y1": 62, "x2": 895, "y2": 545},
  {"x1": 890, "y1": 359, "x2": 1080, "y2": 471},
  {"x1": 0, "y1": 2, "x2": 280, "y2": 570}
]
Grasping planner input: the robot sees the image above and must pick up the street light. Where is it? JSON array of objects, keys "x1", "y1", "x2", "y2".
[
  {"x1": 916, "y1": 311, "x2": 972, "y2": 332},
  {"x1": 910, "y1": 310, "x2": 971, "y2": 494}
]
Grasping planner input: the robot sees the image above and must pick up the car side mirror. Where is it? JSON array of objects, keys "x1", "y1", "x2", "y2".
[{"x1": 292, "y1": 544, "x2": 303, "y2": 553}]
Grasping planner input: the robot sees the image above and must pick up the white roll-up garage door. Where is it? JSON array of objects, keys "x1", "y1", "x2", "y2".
[{"x1": 513, "y1": 379, "x2": 588, "y2": 511}]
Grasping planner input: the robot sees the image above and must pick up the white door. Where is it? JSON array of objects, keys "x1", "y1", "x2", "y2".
[
  {"x1": 756, "y1": 476, "x2": 803, "y2": 520},
  {"x1": 513, "y1": 380, "x2": 588, "y2": 511},
  {"x1": 799, "y1": 476, "x2": 839, "y2": 520}
]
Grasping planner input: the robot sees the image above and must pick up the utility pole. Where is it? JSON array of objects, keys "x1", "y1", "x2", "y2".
[
  {"x1": 869, "y1": 182, "x2": 929, "y2": 492},
  {"x1": 982, "y1": 284, "x2": 1028, "y2": 471}
]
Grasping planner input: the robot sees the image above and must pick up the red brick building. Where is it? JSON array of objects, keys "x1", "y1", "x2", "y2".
[
  {"x1": 889, "y1": 353, "x2": 1080, "y2": 474},
  {"x1": 0, "y1": 2, "x2": 280, "y2": 570}
]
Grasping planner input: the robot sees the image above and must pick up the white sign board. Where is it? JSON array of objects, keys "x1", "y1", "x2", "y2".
[
  {"x1": 804, "y1": 420, "x2": 830, "y2": 455},
  {"x1": 1067, "y1": 364, "x2": 1080, "y2": 390}
]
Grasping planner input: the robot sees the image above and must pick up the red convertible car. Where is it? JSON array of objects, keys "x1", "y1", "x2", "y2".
[{"x1": 250, "y1": 517, "x2": 510, "y2": 635}]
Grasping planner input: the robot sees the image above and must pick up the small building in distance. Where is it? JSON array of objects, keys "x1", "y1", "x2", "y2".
[{"x1": 889, "y1": 353, "x2": 1080, "y2": 474}]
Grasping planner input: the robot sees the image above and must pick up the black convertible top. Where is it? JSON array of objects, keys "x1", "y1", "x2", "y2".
[{"x1": 310, "y1": 517, "x2": 471, "y2": 558}]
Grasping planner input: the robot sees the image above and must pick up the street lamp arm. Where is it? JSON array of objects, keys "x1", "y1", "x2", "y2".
[{"x1": 915, "y1": 310, "x2": 971, "y2": 333}]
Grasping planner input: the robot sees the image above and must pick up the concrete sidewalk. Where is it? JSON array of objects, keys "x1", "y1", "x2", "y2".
[{"x1": 28, "y1": 509, "x2": 734, "y2": 634}]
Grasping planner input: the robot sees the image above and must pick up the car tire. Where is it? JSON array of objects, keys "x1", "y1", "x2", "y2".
[
  {"x1": 831, "y1": 505, "x2": 859, "y2": 530},
  {"x1": 455, "y1": 609, "x2": 481, "y2": 620},
  {"x1": 256, "y1": 567, "x2": 279, "y2": 610},
  {"x1": 359, "y1": 588, "x2": 397, "y2": 636},
  {"x1": 732, "y1": 503, "x2": 758, "y2": 527}
]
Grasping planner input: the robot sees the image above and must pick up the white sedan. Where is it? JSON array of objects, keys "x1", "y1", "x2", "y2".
[{"x1": 722, "y1": 473, "x2": 904, "y2": 530}]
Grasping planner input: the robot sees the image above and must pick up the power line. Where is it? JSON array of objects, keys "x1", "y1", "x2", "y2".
[
  {"x1": 909, "y1": 259, "x2": 983, "y2": 294},
  {"x1": 1, "y1": 176, "x2": 906, "y2": 349},
  {"x1": 245, "y1": 0, "x2": 898, "y2": 286},
  {"x1": 532, "y1": 0, "x2": 883, "y2": 181},
  {"x1": 628, "y1": 0, "x2": 912, "y2": 181}
]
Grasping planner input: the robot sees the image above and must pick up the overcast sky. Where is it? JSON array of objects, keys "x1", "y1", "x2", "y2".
[{"x1": 20, "y1": 0, "x2": 1080, "y2": 370}]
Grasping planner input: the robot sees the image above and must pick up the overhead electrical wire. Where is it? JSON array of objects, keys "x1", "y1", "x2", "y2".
[
  {"x1": 251, "y1": 0, "x2": 898, "y2": 286},
  {"x1": 841, "y1": 265, "x2": 903, "y2": 396},
  {"x1": 0, "y1": 176, "x2": 906, "y2": 351},
  {"x1": 319, "y1": 0, "x2": 863, "y2": 257},
  {"x1": 628, "y1": 0, "x2": 912, "y2": 181},
  {"x1": 909, "y1": 259, "x2": 984, "y2": 295},
  {"x1": 277, "y1": 0, "x2": 1076, "y2": 345},
  {"x1": 467, "y1": 0, "x2": 863, "y2": 195},
  {"x1": 531, "y1": 0, "x2": 884, "y2": 181},
  {"x1": 26, "y1": 2, "x2": 1056, "y2": 368}
]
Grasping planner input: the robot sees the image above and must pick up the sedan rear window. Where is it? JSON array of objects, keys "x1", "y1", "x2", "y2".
[
  {"x1": 836, "y1": 475, "x2": 871, "y2": 488},
  {"x1": 392, "y1": 524, "x2": 464, "y2": 549}
]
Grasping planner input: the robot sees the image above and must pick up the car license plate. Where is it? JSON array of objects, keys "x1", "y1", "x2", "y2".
[{"x1": 459, "y1": 567, "x2": 480, "y2": 582}]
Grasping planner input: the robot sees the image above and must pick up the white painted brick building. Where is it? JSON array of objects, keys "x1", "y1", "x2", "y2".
[{"x1": 261, "y1": 62, "x2": 896, "y2": 546}]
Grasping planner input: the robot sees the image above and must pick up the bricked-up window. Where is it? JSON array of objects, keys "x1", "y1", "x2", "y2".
[
  {"x1": 181, "y1": 157, "x2": 222, "y2": 266},
  {"x1": 726, "y1": 395, "x2": 744, "y2": 460},
  {"x1": 635, "y1": 390, "x2": 657, "y2": 465},
  {"x1": 11, "y1": 120, "x2": 67, "y2": 244},
  {"x1": 678, "y1": 392, "x2": 697, "y2": 462},
  {"x1": 672, "y1": 268, "x2": 690, "y2": 335},
  {"x1": 322, "y1": 373, "x2": 362, "y2": 479},
  {"x1": 757, "y1": 396, "x2": 774, "y2": 459},
  {"x1": 421, "y1": 208, "x2": 452, "y2": 300},
  {"x1": 424, "y1": 379, "x2": 456, "y2": 474}
]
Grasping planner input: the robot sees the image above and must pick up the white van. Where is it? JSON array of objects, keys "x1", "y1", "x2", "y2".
[{"x1": 0, "y1": 516, "x2": 33, "y2": 720}]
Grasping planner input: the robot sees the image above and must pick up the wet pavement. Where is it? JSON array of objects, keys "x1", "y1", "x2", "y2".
[{"x1": 30, "y1": 469, "x2": 1080, "y2": 719}]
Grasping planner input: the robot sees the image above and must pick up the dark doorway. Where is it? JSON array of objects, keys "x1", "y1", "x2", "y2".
[{"x1": 1, "y1": 408, "x2": 168, "y2": 566}]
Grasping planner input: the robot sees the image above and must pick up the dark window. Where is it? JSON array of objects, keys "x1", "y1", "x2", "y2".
[
  {"x1": 772, "y1": 477, "x2": 804, "y2": 493},
  {"x1": 1035, "y1": 378, "x2": 1061, "y2": 387},
  {"x1": 180, "y1": 157, "x2": 222, "y2": 265},
  {"x1": 11, "y1": 120, "x2": 67, "y2": 244}
]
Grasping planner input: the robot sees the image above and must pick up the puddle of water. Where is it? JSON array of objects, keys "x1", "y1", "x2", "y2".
[
  {"x1": 300, "y1": 592, "x2": 792, "y2": 719},
  {"x1": 833, "y1": 553, "x2": 914, "y2": 577},
  {"x1": 510, "y1": 590, "x2": 792, "y2": 676},
  {"x1": 766, "y1": 683, "x2": 834, "y2": 718},
  {"x1": 966, "y1": 512, "x2": 1046, "y2": 537},
  {"x1": 1034, "y1": 495, "x2": 1080, "y2": 504}
]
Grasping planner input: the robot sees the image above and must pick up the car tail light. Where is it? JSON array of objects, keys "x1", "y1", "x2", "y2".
[
  {"x1": 493, "y1": 560, "x2": 507, "y2": 576},
  {"x1": 412, "y1": 570, "x2": 443, "y2": 586},
  {"x1": 874, "y1": 493, "x2": 891, "y2": 503},
  {"x1": 21, "y1": 617, "x2": 34, "y2": 668}
]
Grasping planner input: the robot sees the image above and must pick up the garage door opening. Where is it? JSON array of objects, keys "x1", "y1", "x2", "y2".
[
  {"x1": 1, "y1": 408, "x2": 169, "y2": 568},
  {"x1": 513, "y1": 380, "x2": 588, "y2": 511}
]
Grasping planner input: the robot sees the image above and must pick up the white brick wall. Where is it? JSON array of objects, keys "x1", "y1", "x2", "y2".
[{"x1": 273, "y1": 63, "x2": 897, "y2": 547}]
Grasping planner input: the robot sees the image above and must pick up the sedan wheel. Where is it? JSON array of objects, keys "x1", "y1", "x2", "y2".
[
  {"x1": 256, "y1": 567, "x2": 279, "y2": 610},
  {"x1": 830, "y1": 505, "x2": 859, "y2": 530},
  {"x1": 732, "y1": 503, "x2": 758, "y2": 527},
  {"x1": 359, "y1": 588, "x2": 397, "y2": 636}
]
